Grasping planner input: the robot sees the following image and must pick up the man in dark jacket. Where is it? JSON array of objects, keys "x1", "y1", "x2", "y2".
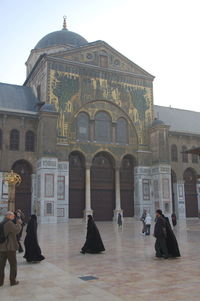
[
  {"x1": 154, "y1": 209, "x2": 168, "y2": 259},
  {"x1": 0, "y1": 211, "x2": 22, "y2": 286}
]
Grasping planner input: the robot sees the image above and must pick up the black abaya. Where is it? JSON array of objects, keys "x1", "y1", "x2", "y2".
[
  {"x1": 81, "y1": 215, "x2": 105, "y2": 254},
  {"x1": 163, "y1": 216, "x2": 181, "y2": 258},
  {"x1": 24, "y1": 215, "x2": 45, "y2": 262}
]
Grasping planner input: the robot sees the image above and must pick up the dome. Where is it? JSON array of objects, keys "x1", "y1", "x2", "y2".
[
  {"x1": 151, "y1": 118, "x2": 165, "y2": 127},
  {"x1": 34, "y1": 28, "x2": 88, "y2": 49}
]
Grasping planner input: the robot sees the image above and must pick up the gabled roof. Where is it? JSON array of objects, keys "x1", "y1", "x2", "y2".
[
  {"x1": 0, "y1": 82, "x2": 38, "y2": 114},
  {"x1": 154, "y1": 105, "x2": 200, "y2": 135},
  {"x1": 51, "y1": 40, "x2": 155, "y2": 80}
]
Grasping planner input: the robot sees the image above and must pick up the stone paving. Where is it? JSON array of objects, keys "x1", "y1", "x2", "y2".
[{"x1": 1, "y1": 219, "x2": 200, "y2": 300}]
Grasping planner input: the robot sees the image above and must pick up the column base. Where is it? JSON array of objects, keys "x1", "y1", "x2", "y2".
[
  {"x1": 113, "y1": 209, "x2": 123, "y2": 223},
  {"x1": 84, "y1": 209, "x2": 93, "y2": 220}
]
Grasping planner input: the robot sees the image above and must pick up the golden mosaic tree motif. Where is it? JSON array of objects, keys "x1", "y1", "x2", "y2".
[{"x1": 4, "y1": 170, "x2": 21, "y2": 212}]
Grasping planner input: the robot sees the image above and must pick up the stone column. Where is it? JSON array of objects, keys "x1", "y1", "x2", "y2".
[
  {"x1": 113, "y1": 166, "x2": 123, "y2": 221},
  {"x1": 84, "y1": 164, "x2": 93, "y2": 217}
]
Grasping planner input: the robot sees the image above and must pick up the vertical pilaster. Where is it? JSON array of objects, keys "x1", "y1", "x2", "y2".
[
  {"x1": 57, "y1": 161, "x2": 69, "y2": 222},
  {"x1": 36, "y1": 157, "x2": 58, "y2": 224},
  {"x1": 176, "y1": 181, "x2": 186, "y2": 219}
]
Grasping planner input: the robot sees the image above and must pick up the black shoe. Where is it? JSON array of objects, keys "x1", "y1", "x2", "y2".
[
  {"x1": 10, "y1": 281, "x2": 19, "y2": 286},
  {"x1": 80, "y1": 250, "x2": 85, "y2": 254}
]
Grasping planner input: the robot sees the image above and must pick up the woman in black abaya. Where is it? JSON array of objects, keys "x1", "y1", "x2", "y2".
[
  {"x1": 162, "y1": 214, "x2": 181, "y2": 258},
  {"x1": 81, "y1": 215, "x2": 105, "y2": 254},
  {"x1": 24, "y1": 215, "x2": 45, "y2": 263}
]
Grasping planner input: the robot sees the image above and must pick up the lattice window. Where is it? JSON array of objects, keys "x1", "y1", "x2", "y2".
[
  {"x1": 182, "y1": 146, "x2": 188, "y2": 163},
  {"x1": 76, "y1": 112, "x2": 89, "y2": 141},
  {"x1": 25, "y1": 130, "x2": 35, "y2": 152},
  {"x1": 10, "y1": 129, "x2": 19, "y2": 151},
  {"x1": 95, "y1": 111, "x2": 112, "y2": 143},
  {"x1": 116, "y1": 118, "x2": 128, "y2": 144},
  {"x1": 192, "y1": 147, "x2": 198, "y2": 164},
  {"x1": 171, "y1": 144, "x2": 178, "y2": 162}
]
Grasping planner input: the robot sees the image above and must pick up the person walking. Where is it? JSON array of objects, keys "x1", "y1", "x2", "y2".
[
  {"x1": 154, "y1": 209, "x2": 168, "y2": 259},
  {"x1": 117, "y1": 213, "x2": 122, "y2": 227},
  {"x1": 24, "y1": 215, "x2": 45, "y2": 263},
  {"x1": 140, "y1": 209, "x2": 147, "y2": 235},
  {"x1": 14, "y1": 209, "x2": 25, "y2": 253},
  {"x1": 0, "y1": 211, "x2": 22, "y2": 286},
  {"x1": 81, "y1": 215, "x2": 105, "y2": 254},
  {"x1": 144, "y1": 213, "x2": 152, "y2": 235},
  {"x1": 171, "y1": 213, "x2": 177, "y2": 227}
]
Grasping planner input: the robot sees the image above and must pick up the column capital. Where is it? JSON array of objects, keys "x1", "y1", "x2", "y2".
[{"x1": 86, "y1": 163, "x2": 92, "y2": 169}]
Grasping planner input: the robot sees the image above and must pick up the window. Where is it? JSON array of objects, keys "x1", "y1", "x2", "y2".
[
  {"x1": 0, "y1": 129, "x2": 2, "y2": 150},
  {"x1": 95, "y1": 111, "x2": 112, "y2": 143},
  {"x1": 182, "y1": 146, "x2": 188, "y2": 163},
  {"x1": 37, "y1": 85, "x2": 41, "y2": 101},
  {"x1": 25, "y1": 131, "x2": 35, "y2": 152},
  {"x1": 76, "y1": 112, "x2": 89, "y2": 141},
  {"x1": 100, "y1": 55, "x2": 108, "y2": 68},
  {"x1": 171, "y1": 144, "x2": 178, "y2": 162},
  {"x1": 10, "y1": 129, "x2": 19, "y2": 151},
  {"x1": 116, "y1": 118, "x2": 128, "y2": 144},
  {"x1": 192, "y1": 147, "x2": 198, "y2": 164}
]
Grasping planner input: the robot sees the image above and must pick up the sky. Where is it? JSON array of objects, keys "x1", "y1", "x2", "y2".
[{"x1": 1, "y1": 0, "x2": 200, "y2": 111}]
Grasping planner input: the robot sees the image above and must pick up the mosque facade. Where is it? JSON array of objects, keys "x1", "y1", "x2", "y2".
[{"x1": 0, "y1": 19, "x2": 200, "y2": 222}]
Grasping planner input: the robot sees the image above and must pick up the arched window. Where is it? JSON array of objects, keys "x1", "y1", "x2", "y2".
[
  {"x1": 10, "y1": 129, "x2": 19, "y2": 151},
  {"x1": 192, "y1": 147, "x2": 198, "y2": 164},
  {"x1": 171, "y1": 144, "x2": 178, "y2": 162},
  {"x1": 116, "y1": 118, "x2": 128, "y2": 144},
  {"x1": 25, "y1": 131, "x2": 35, "y2": 152},
  {"x1": 95, "y1": 111, "x2": 112, "y2": 143},
  {"x1": 0, "y1": 129, "x2": 2, "y2": 150},
  {"x1": 76, "y1": 112, "x2": 89, "y2": 141},
  {"x1": 182, "y1": 146, "x2": 188, "y2": 163}
]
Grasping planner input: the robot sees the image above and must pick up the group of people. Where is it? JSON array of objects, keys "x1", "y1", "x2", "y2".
[
  {"x1": 141, "y1": 209, "x2": 180, "y2": 259},
  {"x1": 0, "y1": 211, "x2": 45, "y2": 287},
  {"x1": 0, "y1": 208, "x2": 180, "y2": 287}
]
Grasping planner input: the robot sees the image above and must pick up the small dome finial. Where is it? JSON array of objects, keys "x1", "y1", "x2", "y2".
[{"x1": 63, "y1": 15, "x2": 67, "y2": 30}]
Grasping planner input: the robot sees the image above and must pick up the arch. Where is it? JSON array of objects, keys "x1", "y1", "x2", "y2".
[
  {"x1": 171, "y1": 170, "x2": 177, "y2": 214},
  {"x1": 76, "y1": 112, "x2": 90, "y2": 141},
  {"x1": 171, "y1": 144, "x2": 178, "y2": 162},
  {"x1": 25, "y1": 130, "x2": 35, "y2": 152},
  {"x1": 183, "y1": 168, "x2": 198, "y2": 217},
  {"x1": 69, "y1": 151, "x2": 85, "y2": 218},
  {"x1": 182, "y1": 145, "x2": 188, "y2": 163},
  {"x1": 120, "y1": 154, "x2": 135, "y2": 217},
  {"x1": 0, "y1": 129, "x2": 2, "y2": 150},
  {"x1": 94, "y1": 111, "x2": 112, "y2": 143},
  {"x1": 116, "y1": 117, "x2": 129, "y2": 144},
  {"x1": 10, "y1": 129, "x2": 20, "y2": 151},
  {"x1": 91, "y1": 151, "x2": 115, "y2": 220},
  {"x1": 191, "y1": 146, "x2": 198, "y2": 164},
  {"x1": 12, "y1": 160, "x2": 33, "y2": 221}
]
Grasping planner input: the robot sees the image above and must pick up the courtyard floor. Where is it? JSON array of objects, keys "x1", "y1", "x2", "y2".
[{"x1": 1, "y1": 219, "x2": 200, "y2": 301}]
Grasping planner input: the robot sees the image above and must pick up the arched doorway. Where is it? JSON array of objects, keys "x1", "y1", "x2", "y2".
[
  {"x1": 171, "y1": 170, "x2": 177, "y2": 214},
  {"x1": 12, "y1": 160, "x2": 32, "y2": 221},
  {"x1": 91, "y1": 152, "x2": 115, "y2": 221},
  {"x1": 120, "y1": 155, "x2": 135, "y2": 217},
  {"x1": 183, "y1": 168, "x2": 198, "y2": 217},
  {"x1": 69, "y1": 152, "x2": 85, "y2": 218}
]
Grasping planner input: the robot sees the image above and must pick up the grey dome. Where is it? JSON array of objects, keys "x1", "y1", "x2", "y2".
[
  {"x1": 34, "y1": 28, "x2": 88, "y2": 49},
  {"x1": 152, "y1": 118, "x2": 165, "y2": 127}
]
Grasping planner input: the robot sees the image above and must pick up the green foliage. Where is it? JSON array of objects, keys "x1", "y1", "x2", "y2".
[
  {"x1": 130, "y1": 88, "x2": 149, "y2": 120},
  {"x1": 52, "y1": 72, "x2": 79, "y2": 111}
]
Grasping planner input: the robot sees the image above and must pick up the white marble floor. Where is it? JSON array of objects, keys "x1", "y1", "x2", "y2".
[{"x1": 1, "y1": 219, "x2": 200, "y2": 300}]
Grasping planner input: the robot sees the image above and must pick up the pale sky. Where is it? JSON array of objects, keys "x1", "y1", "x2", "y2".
[{"x1": 1, "y1": 0, "x2": 200, "y2": 111}]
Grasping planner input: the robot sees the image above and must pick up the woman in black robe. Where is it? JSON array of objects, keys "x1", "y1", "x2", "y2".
[
  {"x1": 24, "y1": 215, "x2": 45, "y2": 263},
  {"x1": 81, "y1": 215, "x2": 105, "y2": 254},
  {"x1": 162, "y1": 215, "x2": 181, "y2": 258}
]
